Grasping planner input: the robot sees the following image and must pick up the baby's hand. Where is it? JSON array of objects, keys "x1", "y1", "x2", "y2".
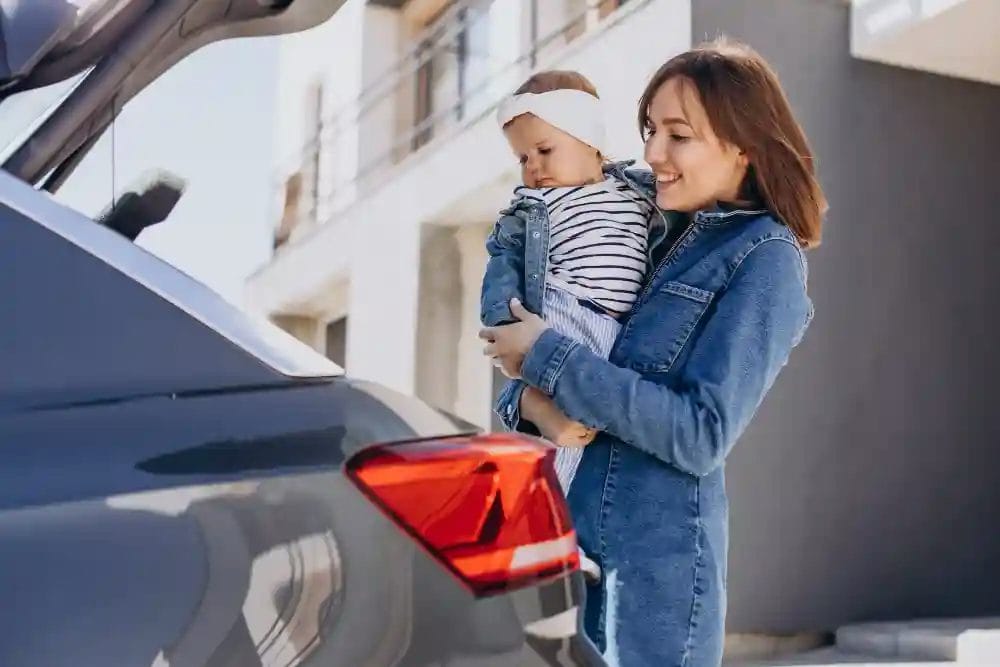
[
  {"x1": 522, "y1": 387, "x2": 597, "y2": 447},
  {"x1": 544, "y1": 421, "x2": 597, "y2": 448}
]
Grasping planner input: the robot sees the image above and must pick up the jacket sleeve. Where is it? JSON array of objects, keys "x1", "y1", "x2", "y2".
[
  {"x1": 518, "y1": 239, "x2": 813, "y2": 477},
  {"x1": 480, "y1": 200, "x2": 530, "y2": 327},
  {"x1": 493, "y1": 378, "x2": 541, "y2": 436}
]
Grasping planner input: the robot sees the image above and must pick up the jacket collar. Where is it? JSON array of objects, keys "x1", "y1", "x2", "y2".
[{"x1": 693, "y1": 202, "x2": 769, "y2": 225}]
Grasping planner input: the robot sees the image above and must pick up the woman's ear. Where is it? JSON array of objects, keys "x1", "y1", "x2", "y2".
[{"x1": 737, "y1": 148, "x2": 750, "y2": 170}]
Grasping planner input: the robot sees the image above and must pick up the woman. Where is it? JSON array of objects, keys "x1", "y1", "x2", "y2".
[{"x1": 481, "y1": 39, "x2": 825, "y2": 667}]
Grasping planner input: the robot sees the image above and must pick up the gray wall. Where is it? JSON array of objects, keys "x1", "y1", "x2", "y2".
[{"x1": 690, "y1": 0, "x2": 1000, "y2": 634}]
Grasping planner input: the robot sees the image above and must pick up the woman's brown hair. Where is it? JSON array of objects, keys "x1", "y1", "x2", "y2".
[{"x1": 638, "y1": 38, "x2": 826, "y2": 248}]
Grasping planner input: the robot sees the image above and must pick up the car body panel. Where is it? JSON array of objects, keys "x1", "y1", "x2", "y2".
[
  {"x1": 0, "y1": 170, "x2": 341, "y2": 413},
  {"x1": 0, "y1": 378, "x2": 601, "y2": 666}
]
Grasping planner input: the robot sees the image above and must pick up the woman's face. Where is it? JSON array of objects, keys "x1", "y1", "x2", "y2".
[{"x1": 643, "y1": 76, "x2": 748, "y2": 212}]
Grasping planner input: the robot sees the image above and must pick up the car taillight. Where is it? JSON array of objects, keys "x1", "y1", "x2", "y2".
[{"x1": 345, "y1": 433, "x2": 579, "y2": 596}]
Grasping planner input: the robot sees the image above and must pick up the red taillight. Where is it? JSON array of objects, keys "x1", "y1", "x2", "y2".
[{"x1": 344, "y1": 433, "x2": 579, "y2": 596}]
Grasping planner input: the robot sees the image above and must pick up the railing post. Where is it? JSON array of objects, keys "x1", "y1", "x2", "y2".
[{"x1": 529, "y1": 0, "x2": 538, "y2": 68}]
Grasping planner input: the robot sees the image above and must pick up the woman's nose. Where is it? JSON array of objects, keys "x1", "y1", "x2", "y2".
[{"x1": 644, "y1": 134, "x2": 666, "y2": 168}]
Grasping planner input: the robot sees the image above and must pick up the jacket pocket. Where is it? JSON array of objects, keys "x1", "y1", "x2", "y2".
[{"x1": 624, "y1": 280, "x2": 714, "y2": 373}]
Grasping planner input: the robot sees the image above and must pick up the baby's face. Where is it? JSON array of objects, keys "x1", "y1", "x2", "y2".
[{"x1": 503, "y1": 113, "x2": 603, "y2": 188}]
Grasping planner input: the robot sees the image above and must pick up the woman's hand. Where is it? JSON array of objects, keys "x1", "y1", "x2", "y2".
[{"x1": 479, "y1": 299, "x2": 549, "y2": 379}]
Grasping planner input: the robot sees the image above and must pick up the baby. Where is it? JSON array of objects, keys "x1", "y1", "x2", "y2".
[{"x1": 481, "y1": 70, "x2": 655, "y2": 493}]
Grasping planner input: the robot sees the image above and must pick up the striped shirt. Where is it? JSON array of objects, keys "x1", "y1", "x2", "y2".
[{"x1": 517, "y1": 177, "x2": 652, "y2": 316}]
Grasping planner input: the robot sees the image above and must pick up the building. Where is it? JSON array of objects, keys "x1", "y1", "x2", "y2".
[
  {"x1": 247, "y1": 0, "x2": 1000, "y2": 652},
  {"x1": 251, "y1": 0, "x2": 668, "y2": 431}
]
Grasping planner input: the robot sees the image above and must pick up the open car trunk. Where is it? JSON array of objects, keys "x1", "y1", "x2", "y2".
[
  {"x1": 0, "y1": 0, "x2": 351, "y2": 408},
  {"x1": 0, "y1": 0, "x2": 348, "y2": 188}
]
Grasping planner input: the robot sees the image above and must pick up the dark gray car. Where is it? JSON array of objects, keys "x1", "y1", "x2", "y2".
[{"x1": 0, "y1": 2, "x2": 604, "y2": 665}]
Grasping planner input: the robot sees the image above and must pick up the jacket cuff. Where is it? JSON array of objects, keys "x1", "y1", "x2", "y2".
[
  {"x1": 521, "y1": 328, "x2": 580, "y2": 395},
  {"x1": 494, "y1": 380, "x2": 541, "y2": 435},
  {"x1": 495, "y1": 380, "x2": 522, "y2": 430},
  {"x1": 482, "y1": 302, "x2": 515, "y2": 327}
]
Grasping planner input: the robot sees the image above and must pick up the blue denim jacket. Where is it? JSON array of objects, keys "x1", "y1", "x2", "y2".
[{"x1": 480, "y1": 163, "x2": 814, "y2": 666}]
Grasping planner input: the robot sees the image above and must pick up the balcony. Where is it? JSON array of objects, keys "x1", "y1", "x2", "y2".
[
  {"x1": 851, "y1": 0, "x2": 1000, "y2": 85},
  {"x1": 270, "y1": 0, "x2": 643, "y2": 247},
  {"x1": 248, "y1": 0, "x2": 689, "y2": 321}
]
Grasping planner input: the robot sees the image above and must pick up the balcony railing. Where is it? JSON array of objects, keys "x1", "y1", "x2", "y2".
[{"x1": 274, "y1": 0, "x2": 636, "y2": 248}]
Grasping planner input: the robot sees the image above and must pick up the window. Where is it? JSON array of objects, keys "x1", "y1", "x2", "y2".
[
  {"x1": 410, "y1": 1, "x2": 491, "y2": 150},
  {"x1": 598, "y1": 0, "x2": 629, "y2": 19},
  {"x1": 456, "y1": 5, "x2": 491, "y2": 120},
  {"x1": 562, "y1": 0, "x2": 630, "y2": 44},
  {"x1": 412, "y1": 39, "x2": 436, "y2": 150}
]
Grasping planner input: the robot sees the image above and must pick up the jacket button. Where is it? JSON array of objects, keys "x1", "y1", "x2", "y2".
[
  {"x1": 531, "y1": 273, "x2": 539, "y2": 279},
  {"x1": 532, "y1": 231, "x2": 540, "y2": 238}
]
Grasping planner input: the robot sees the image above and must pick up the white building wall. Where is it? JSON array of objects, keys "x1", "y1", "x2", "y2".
[
  {"x1": 452, "y1": 224, "x2": 494, "y2": 429},
  {"x1": 356, "y1": 6, "x2": 406, "y2": 188},
  {"x1": 851, "y1": 0, "x2": 1000, "y2": 86},
  {"x1": 484, "y1": 0, "x2": 525, "y2": 108},
  {"x1": 272, "y1": 0, "x2": 366, "y2": 190},
  {"x1": 415, "y1": 227, "x2": 462, "y2": 413},
  {"x1": 345, "y1": 192, "x2": 423, "y2": 395}
]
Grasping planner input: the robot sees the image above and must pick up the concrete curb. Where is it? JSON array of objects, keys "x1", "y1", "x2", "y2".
[{"x1": 836, "y1": 617, "x2": 1000, "y2": 663}]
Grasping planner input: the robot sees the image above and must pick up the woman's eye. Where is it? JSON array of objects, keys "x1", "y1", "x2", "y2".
[
  {"x1": 644, "y1": 126, "x2": 656, "y2": 139},
  {"x1": 539, "y1": 147, "x2": 552, "y2": 155},
  {"x1": 670, "y1": 134, "x2": 689, "y2": 142},
  {"x1": 519, "y1": 155, "x2": 528, "y2": 165}
]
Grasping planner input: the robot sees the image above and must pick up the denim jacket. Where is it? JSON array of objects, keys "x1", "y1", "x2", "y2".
[{"x1": 480, "y1": 163, "x2": 814, "y2": 666}]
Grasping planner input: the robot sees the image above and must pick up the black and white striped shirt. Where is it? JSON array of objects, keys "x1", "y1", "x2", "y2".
[{"x1": 517, "y1": 177, "x2": 652, "y2": 316}]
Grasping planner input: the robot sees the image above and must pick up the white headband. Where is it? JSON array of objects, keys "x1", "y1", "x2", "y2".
[{"x1": 496, "y1": 89, "x2": 607, "y2": 154}]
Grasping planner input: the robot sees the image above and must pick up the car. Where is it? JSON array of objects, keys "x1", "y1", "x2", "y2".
[{"x1": 0, "y1": 2, "x2": 605, "y2": 665}]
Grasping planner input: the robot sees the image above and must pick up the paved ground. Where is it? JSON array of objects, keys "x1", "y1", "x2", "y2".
[
  {"x1": 724, "y1": 617, "x2": 1000, "y2": 667},
  {"x1": 726, "y1": 646, "x2": 956, "y2": 667}
]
